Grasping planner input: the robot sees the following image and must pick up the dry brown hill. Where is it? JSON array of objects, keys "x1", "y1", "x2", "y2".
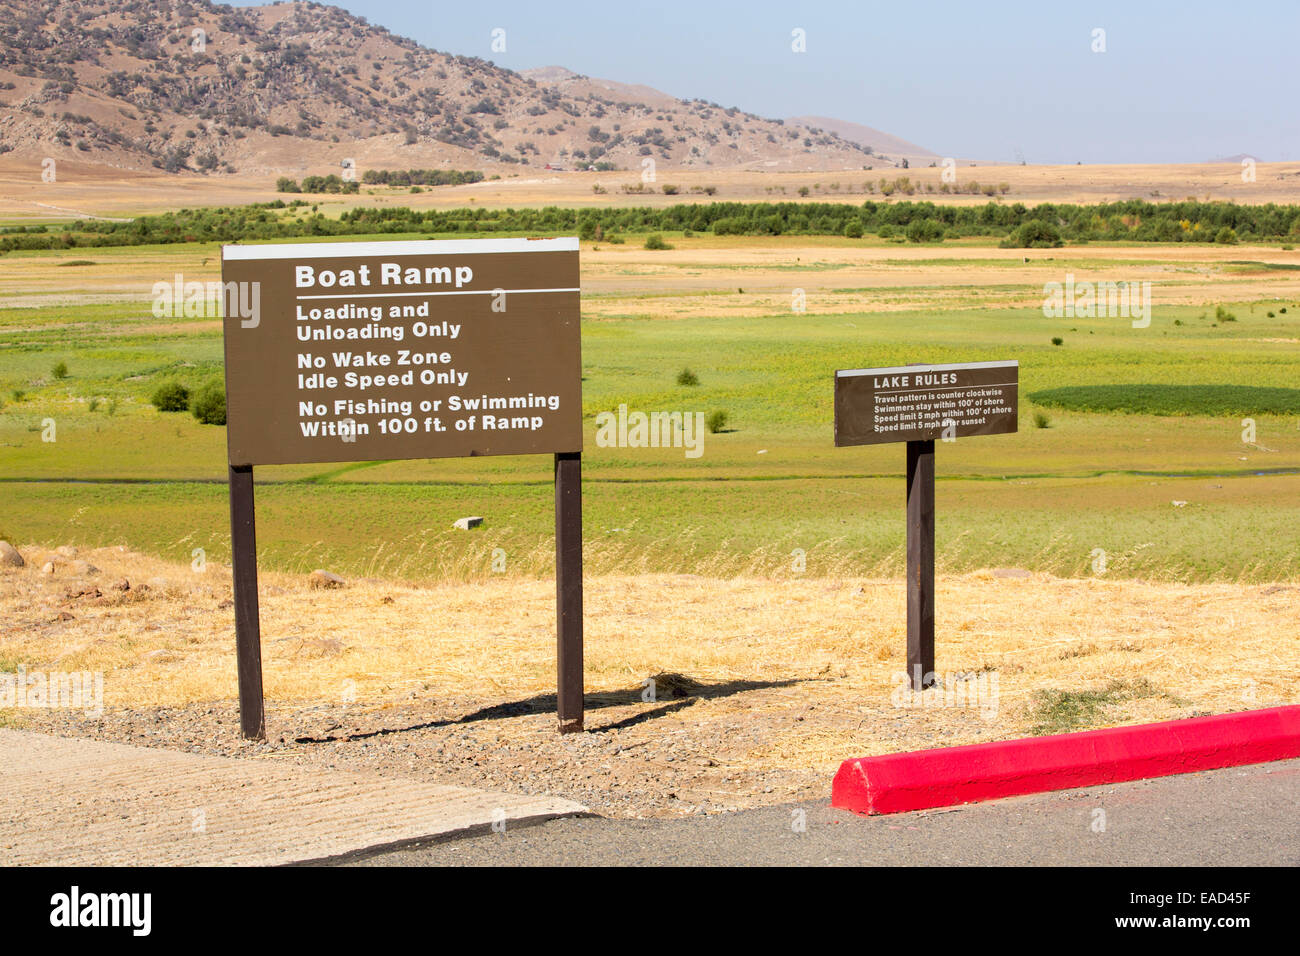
[{"x1": 0, "y1": 0, "x2": 881, "y2": 177}]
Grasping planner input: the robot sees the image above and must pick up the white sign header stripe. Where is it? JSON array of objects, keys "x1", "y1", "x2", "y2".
[
  {"x1": 223, "y1": 236, "x2": 579, "y2": 260},
  {"x1": 296, "y1": 287, "x2": 581, "y2": 300},
  {"x1": 836, "y1": 360, "x2": 1019, "y2": 379}
]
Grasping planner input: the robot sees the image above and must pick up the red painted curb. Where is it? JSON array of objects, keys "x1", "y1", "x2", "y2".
[{"x1": 831, "y1": 705, "x2": 1300, "y2": 815}]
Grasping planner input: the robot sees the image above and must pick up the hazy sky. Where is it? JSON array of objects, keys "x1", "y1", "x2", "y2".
[{"x1": 230, "y1": 0, "x2": 1297, "y2": 163}]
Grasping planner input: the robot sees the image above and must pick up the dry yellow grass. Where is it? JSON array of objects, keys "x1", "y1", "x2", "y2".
[
  {"x1": 3, "y1": 546, "x2": 1295, "y2": 775},
  {"x1": 3, "y1": 158, "x2": 1298, "y2": 221},
  {"x1": 577, "y1": 240, "x2": 1300, "y2": 319},
  {"x1": 4, "y1": 234, "x2": 1298, "y2": 318}
]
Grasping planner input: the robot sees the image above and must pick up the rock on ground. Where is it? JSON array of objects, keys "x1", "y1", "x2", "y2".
[{"x1": 309, "y1": 569, "x2": 346, "y2": 589}]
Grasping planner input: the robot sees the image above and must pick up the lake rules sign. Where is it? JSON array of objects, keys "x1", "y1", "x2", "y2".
[
  {"x1": 833, "y1": 359, "x2": 1019, "y2": 692},
  {"x1": 834, "y1": 360, "x2": 1018, "y2": 447},
  {"x1": 219, "y1": 237, "x2": 586, "y2": 741},
  {"x1": 221, "y1": 237, "x2": 581, "y2": 466}
]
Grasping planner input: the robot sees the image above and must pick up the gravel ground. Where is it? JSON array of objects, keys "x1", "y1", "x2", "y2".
[{"x1": 20, "y1": 685, "x2": 993, "y2": 819}]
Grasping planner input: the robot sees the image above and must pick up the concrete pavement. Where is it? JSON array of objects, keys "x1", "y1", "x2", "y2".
[{"x1": 0, "y1": 729, "x2": 587, "y2": 866}]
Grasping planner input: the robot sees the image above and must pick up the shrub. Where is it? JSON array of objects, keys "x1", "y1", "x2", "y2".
[
  {"x1": 151, "y1": 380, "x2": 191, "y2": 412},
  {"x1": 1033, "y1": 411, "x2": 1051, "y2": 429},
  {"x1": 905, "y1": 219, "x2": 944, "y2": 243},
  {"x1": 1215, "y1": 226, "x2": 1238, "y2": 244},
  {"x1": 705, "y1": 410, "x2": 728, "y2": 433},
  {"x1": 1051, "y1": 336, "x2": 1064, "y2": 346},
  {"x1": 1215, "y1": 305, "x2": 1237, "y2": 323},
  {"x1": 843, "y1": 220, "x2": 863, "y2": 239},
  {"x1": 676, "y1": 368, "x2": 699, "y2": 386},
  {"x1": 190, "y1": 381, "x2": 226, "y2": 425},
  {"x1": 1003, "y1": 220, "x2": 1063, "y2": 248},
  {"x1": 51, "y1": 361, "x2": 68, "y2": 379},
  {"x1": 644, "y1": 233, "x2": 673, "y2": 250}
]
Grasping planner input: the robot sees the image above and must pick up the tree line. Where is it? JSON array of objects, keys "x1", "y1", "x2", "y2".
[
  {"x1": 2, "y1": 199, "x2": 1298, "y2": 252},
  {"x1": 273, "y1": 169, "x2": 486, "y2": 194}
]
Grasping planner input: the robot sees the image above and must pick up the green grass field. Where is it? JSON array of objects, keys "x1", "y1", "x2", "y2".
[{"x1": 2, "y1": 236, "x2": 1298, "y2": 582}]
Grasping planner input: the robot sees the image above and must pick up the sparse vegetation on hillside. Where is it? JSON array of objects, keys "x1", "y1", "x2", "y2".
[{"x1": 0, "y1": 0, "x2": 872, "y2": 171}]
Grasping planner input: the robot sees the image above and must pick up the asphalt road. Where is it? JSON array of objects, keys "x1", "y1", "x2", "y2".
[{"x1": 341, "y1": 757, "x2": 1300, "y2": 866}]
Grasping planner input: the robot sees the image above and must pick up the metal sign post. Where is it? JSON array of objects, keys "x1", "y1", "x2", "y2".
[
  {"x1": 554, "y1": 450, "x2": 583, "y2": 733},
  {"x1": 228, "y1": 463, "x2": 265, "y2": 740},
  {"x1": 906, "y1": 438, "x2": 935, "y2": 690}
]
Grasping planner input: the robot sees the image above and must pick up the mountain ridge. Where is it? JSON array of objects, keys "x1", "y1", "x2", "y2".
[{"x1": 0, "y1": 0, "x2": 915, "y2": 177}]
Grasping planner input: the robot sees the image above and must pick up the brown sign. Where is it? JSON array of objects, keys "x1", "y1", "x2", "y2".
[
  {"x1": 221, "y1": 237, "x2": 581, "y2": 466},
  {"x1": 834, "y1": 360, "x2": 1019, "y2": 446}
]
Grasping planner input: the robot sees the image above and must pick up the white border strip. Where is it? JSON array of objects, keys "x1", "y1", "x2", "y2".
[
  {"x1": 223, "y1": 236, "x2": 579, "y2": 260},
  {"x1": 297, "y1": 287, "x2": 581, "y2": 300},
  {"x1": 837, "y1": 360, "x2": 1019, "y2": 379},
  {"x1": 875, "y1": 383, "x2": 1017, "y2": 393}
]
